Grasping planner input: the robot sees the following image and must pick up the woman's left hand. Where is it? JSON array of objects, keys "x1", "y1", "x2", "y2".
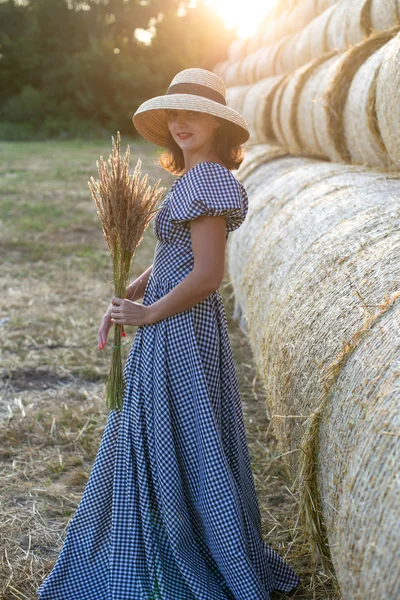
[{"x1": 110, "y1": 297, "x2": 154, "y2": 327}]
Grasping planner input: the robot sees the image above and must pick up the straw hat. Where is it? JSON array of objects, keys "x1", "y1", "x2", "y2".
[{"x1": 132, "y1": 67, "x2": 250, "y2": 147}]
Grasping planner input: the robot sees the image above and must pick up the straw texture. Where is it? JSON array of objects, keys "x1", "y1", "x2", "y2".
[
  {"x1": 297, "y1": 53, "x2": 338, "y2": 157},
  {"x1": 240, "y1": 76, "x2": 285, "y2": 144},
  {"x1": 313, "y1": 29, "x2": 399, "y2": 163},
  {"x1": 343, "y1": 44, "x2": 389, "y2": 168},
  {"x1": 278, "y1": 52, "x2": 338, "y2": 154},
  {"x1": 370, "y1": 0, "x2": 400, "y2": 30},
  {"x1": 376, "y1": 32, "x2": 400, "y2": 169},
  {"x1": 227, "y1": 151, "x2": 400, "y2": 595}
]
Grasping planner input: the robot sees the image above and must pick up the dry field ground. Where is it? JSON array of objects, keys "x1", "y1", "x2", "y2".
[{"x1": 0, "y1": 139, "x2": 339, "y2": 599}]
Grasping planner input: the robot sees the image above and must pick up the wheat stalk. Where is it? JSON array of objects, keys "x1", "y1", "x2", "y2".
[{"x1": 88, "y1": 131, "x2": 166, "y2": 410}]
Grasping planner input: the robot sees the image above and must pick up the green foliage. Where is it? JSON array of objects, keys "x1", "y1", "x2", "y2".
[{"x1": 0, "y1": 0, "x2": 237, "y2": 140}]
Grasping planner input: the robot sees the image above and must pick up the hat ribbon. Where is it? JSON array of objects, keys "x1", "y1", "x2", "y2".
[{"x1": 165, "y1": 82, "x2": 226, "y2": 105}]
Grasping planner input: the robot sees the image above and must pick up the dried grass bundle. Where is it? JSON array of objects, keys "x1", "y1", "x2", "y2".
[{"x1": 88, "y1": 132, "x2": 165, "y2": 410}]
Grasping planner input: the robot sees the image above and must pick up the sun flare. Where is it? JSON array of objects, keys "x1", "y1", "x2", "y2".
[{"x1": 204, "y1": 0, "x2": 278, "y2": 39}]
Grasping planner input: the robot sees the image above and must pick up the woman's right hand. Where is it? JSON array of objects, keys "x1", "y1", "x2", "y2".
[{"x1": 98, "y1": 303, "x2": 113, "y2": 350}]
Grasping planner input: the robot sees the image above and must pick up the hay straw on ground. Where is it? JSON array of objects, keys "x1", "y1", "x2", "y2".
[
  {"x1": 376, "y1": 32, "x2": 400, "y2": 169},
  {"x1": 227, "y1": 154, "x2": 400, "y2": 596},
  {"x1": 343, "y1": 44, "x2": 389, "y2": 168}
]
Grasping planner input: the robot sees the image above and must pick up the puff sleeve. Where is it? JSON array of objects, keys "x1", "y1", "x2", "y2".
[{"x1": 169, "y1": 162, "x2": 248, "y2": 233}]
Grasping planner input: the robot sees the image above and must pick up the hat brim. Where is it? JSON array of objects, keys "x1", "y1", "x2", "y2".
[{"x1": 132, "y1": 94, "x2": 250, "y2": 147}]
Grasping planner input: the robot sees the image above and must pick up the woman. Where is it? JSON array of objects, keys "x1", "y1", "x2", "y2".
[{"x1": 37, "y1": 68, "x2": 300, "y2": 599}]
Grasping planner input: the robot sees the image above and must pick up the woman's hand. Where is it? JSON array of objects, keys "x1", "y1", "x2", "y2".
[
  {"x1": 110, "y1": 297, "x2": 154, "y2": 327},
  {"x1": 98, "y1": 303, "x2": 113, "y2": 350}
]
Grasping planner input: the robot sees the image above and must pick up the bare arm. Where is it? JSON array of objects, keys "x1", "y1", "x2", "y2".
[{"x1": 149, "y1": 215, "x2": 226, "y2": 323}]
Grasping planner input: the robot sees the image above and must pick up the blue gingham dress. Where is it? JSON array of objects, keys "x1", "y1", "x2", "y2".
[{"x1": 37, "y1": 161, "x2": 300, "y2": 599}]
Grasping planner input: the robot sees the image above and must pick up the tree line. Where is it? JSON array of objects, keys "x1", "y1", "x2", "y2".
[{"x1": 0, "y1": 0, "x2": 236, "y2": 139}]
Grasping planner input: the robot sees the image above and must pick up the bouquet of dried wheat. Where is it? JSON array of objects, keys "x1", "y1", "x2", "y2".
[{"x1": 88, "y1": 132, "x2": 165, "y2": 410}]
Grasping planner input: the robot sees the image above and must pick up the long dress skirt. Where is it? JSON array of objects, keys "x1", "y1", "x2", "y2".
[{"x1": 37, "y1": 162, "x2": 301, "y2": 599}]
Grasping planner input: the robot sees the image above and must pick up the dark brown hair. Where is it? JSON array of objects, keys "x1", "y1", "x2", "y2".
[{"x1": 156, "y1": 116, "x2": 245, "y2": 175}]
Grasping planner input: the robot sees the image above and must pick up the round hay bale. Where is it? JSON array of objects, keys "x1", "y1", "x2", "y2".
[
  {"x1": 292, "y1": 5, "x2": 336, "y2": 70},
  {"x1": 274, "y1": 31, "x2": 301, "y2": 74},
  {"x1": 314, "y1": 28, "x2": 400, "y2": 163},
  {"x1": 240, "y1": 76, "x2": 285, "y2": 143},
  {"x1": 344, "y1": 0, "x2": 371, "y2": 46},
  {"x1": 223, "y1": 61, "x2": 242, "y2": 86},
  {"x1": 226, "y1": 84, "x2": 252, "y2": 114},
  {"x1": 261, "y1": 20, "x2": 279, "y2": 46},
  {"x1": 271, "y1": 76, "x2": 289, "y2": 146},
  {"x1": 271, "y1": 34, "x2": 293, "y2": 75},
  {"x1": 229, "y1": 157, "x2": 349, "y2": 341},
  {"x1": 326, "y1": 1, "x2": 350, "y2": 51},
  {"x1": 228, "y1": 157, "x2": 400, "y2": 594},
  {"x1": 370, "y1": 0, "x2": 400, "y2": 31},
  {"x1": 212, "y1": 60, "x2": 229, "y2": 79},
  {"x1": 235, "y1": 143, "x2": 290, "y2": 183},
  {"x1": 228, "y1": 37, "x2": 246, "y2": 62},
  {"x1": 343, "y1": 44, "x2": 389, "y2": 168},
  {"x1": 273, "y1": 9, "x2": 292, "y2": 39},
  {"x1": 278, "y1": 51, "x2": 339, "y2": 154},
  {"x1": 285, "y1": 0, "x2": 320, "y2": 33},
  {"x1": 254, "y1": 45, "x2": 276, "y2": 81},
  {"x1": 247, "y1": 51, "x2": 262, "y2": 84},
  {"x1": 297, "y1": 53, "x2": 339, "y2": 158},
  {"x1": 317, "y1": 0, "x2": 337, "y2": 10},
  {"x1": 376, "y1": 32, "x2": 400, "y2": 169}
]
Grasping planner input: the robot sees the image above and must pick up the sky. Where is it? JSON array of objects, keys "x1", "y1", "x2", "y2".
[{"x1": 203, "y1": 0, "x2": 278, "y2": 38}]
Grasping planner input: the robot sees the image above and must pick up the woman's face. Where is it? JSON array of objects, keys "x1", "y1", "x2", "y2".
[{"x1": 165, "y1": 109, "x2": 219, "y2": 152}]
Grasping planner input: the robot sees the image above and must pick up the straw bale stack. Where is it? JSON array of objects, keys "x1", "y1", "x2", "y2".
[
  {"x1": 313, "y1": 28, "x2": 399, "y2": 163},
  {"x1": 376, "y1": 33, "x2": 400, "y2": 169},
  {"x1": 239, "y1": 76, "x2": 285, "y2": 144},
  {"x1": 228, "y1": 152, "x2": 400, "y2": 595},
  {"x1": 219, "y1": 0, "x2": 400, "y2": 86}
]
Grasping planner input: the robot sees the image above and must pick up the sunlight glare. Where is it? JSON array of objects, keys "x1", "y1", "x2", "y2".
[{"x1": 204, "y1": 0, "x2": 278, "y2": 39}]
